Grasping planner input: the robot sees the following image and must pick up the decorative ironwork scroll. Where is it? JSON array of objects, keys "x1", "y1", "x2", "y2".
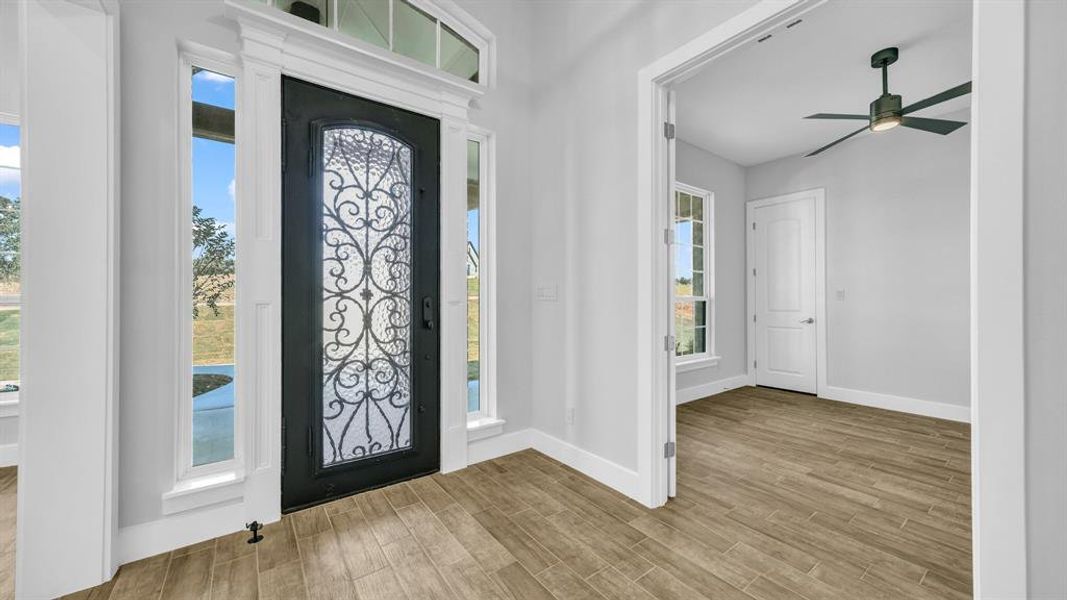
[{"x1": 321, "y1": 127, "x2": 413, "y2": 467}]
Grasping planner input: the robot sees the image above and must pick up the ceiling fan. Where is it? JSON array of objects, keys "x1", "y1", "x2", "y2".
[{"x1": 803, "y1": 47, "x2": 972, "y2": 157}]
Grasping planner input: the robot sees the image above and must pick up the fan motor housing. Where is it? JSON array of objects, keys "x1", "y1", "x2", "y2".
[{"x1": 870, "y1": 93, "x2": 902, "y2": 121}]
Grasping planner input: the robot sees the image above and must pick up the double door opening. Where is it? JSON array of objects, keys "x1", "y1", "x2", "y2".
[{"x1": 281, "y1": 78, "x2": 441, "y2": 511}]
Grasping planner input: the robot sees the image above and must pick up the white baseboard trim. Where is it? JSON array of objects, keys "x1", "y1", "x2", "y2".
[
  {"x1": 820, "y1": 385, "x2": 971, "y2": 423},
  {"x1": 528, "y1": 429, "x2": 641, "y2": 500},
  {"x1": 117, "y1": 500, "x2": 247, "y2": 564},
  {"x1": 0, "y1": 443, "x2": 16, "y2": 467},
  {"x1": 677, "y1": 373, "x2": 752, "y2": 405},
  {"x1": 467, "y1": 428, "x2": 531, "y2": 465}
]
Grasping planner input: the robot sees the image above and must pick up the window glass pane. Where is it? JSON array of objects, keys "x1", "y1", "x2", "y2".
[
  {"x1": 694, "y1": 300, "x2": 706, "y2": 327},
  {"x1": 440, "y1": 23, "x2": 479, "y2": 82},
  {"x1": 278, "y1": 0, "x2": 328, "y2": 25},
  {"x1": 191, "y1": 69, "x2": 236, "y2": 466},
  {"x1": 692, "y1": 272, "x2": 704, "y2": 297},
  {"x1": 677, "y1": 192, "x2": 691, "y2": 219},
  {"x1": 394, "y1": 0, "x2": 437, "y2": 67},
  {"x1": 321, "y1": 127, "x2": 414, "y2": 465},
  {"x1": 466, "y1": 140, "x2": 480, "y2": 413},
  {"x1": 693, "y1": 246, "x2": 704, "y2": 275},
  {"x1": 0, "y1": 124, "x2": 19, "y2": 389},
  {"x1": 337, "y1": 0, "x2": 390, "y2": 49},
  {"x1": 674, "y1": 244, "x2": 692, "y2": 296},
  {"x1": 693, "y1": 221, "x2": 703, "y2": 246},
  {"x1": 674, "y1": 301, "x2": 694, "y2": 356},
  {"x1": 691, "y1": 195, "x2": 703, "y2": 221},
  {"x1": 694, "y1": 326, "x2": 706, "y2": 354}
]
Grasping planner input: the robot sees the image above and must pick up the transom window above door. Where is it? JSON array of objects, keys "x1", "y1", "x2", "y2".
[{"x1": 250, "y1": 0, "x2": 487, "y2": 84}]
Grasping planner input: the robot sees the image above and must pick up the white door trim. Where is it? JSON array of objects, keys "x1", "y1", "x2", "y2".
[
  {"x1": 637, "y1": 0, "x2": 1027, "y2": 596},
  {"x1": 745, "y1": 188, "x2": 827, "y2": 396}
]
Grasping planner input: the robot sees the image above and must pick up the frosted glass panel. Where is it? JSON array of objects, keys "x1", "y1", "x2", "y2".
[
  {"x1": 321, "y1": 127, "x2": 413, "y2": 466},
  {"x1": 394, "y1": 0, "x2": 436, "y2": 67},
  {"x1": 338, "y1": 0, "x2": 390, "y2": 49},
  {"x1": 441, "y1": 23, "x2": 479, "y2": 82}
]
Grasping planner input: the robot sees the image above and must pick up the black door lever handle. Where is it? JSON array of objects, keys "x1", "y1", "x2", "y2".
[{"x1": 422, "y1": 297, "x2": 434, "y2": 330}]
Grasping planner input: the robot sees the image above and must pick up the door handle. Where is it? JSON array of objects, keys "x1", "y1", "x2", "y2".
[
  {"x1": 422, "y1": 296, "x2": 435, "y2": 330},
  {"x1": 799, "y1": 317, "x2": 815, "y2": 324}
]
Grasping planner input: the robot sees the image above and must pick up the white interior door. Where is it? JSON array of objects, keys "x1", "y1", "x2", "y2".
[{"x1": 752, "y1": 194, "x2": 817, "y2": 393}]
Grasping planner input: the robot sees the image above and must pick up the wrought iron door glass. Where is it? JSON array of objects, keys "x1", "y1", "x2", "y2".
[{"x1": 321, "y1": 127, "x2": 413, "y2": 467}]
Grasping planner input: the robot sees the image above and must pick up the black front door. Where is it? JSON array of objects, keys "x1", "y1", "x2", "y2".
[{"x1": 282, "y1": 77, "x2": 440, "y2": 512}]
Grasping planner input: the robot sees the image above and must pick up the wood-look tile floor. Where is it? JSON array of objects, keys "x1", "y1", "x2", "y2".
[
  {"x1": 62, "y1": 386, "x2": 971, "y2": 599},
  {"x1": 0, "y1": 467, "x2": 15, "y2": 600}
]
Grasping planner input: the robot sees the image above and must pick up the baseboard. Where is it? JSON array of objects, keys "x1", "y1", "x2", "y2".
[
  {"x1": 528, "y1": 430, "x2": 641, "y2": 500},
  {"x1": 677, "y1": 373, "x2": 752, "y2": 404},
  {"x1": 0, "y1": 443, "x2": 16, "y2": 467},
  {"x1": 467, "y1": 428, "x2": 532, "y2": 465},
  {"x1": 820, "y1": 385, "x2": 970, "y2": 423},
  {"x1": 117, "y1": 500, "x2": 247, "y2": 564}
]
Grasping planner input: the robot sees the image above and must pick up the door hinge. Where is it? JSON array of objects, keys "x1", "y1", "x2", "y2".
[
  {"x1": 664, "y1": 441, "x2": 676, "y2": 459},
  {"x1": 663, "y1": 228, "x2": 674, "y2": 245},
  {"x1": 664, "y1": 334, "x2": 675, "y2": 352},
  {"x1": 753, "y1": 314, "x2": 757, "y2": 322},
  {"x1": 306, "y1": 426, "x2": 313, "y2": 457},
  {"x1": 754, "y1": 360, "x2": 758, "y2": 369},
  {"x1": 663, "y1": 122, "x2": 676, "y2": 140},
  {"x1": 752, "y1": 222, "x2": 756, "y2": 230}
]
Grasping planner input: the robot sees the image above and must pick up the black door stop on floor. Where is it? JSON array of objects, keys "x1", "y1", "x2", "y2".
[{"x1": 245, "y1": 521, "x2": 264, "y2": 544}]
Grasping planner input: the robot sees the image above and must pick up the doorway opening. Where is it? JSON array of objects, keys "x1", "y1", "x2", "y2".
[{"x1": 642, "y1": 0, "x2": 1011, "y2": 596}]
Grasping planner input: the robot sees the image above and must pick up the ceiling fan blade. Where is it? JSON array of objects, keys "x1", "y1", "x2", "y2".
[
  {"x1": 900, "y1": 81, "x2": 972, "y2": 115},
  {"x1": 900, "y1": 116, "x2": 968, "y2": 135},
  {"x1": 805, "y1": 125, "x2": 868, "y2": 157},
  {"x1": 804, "y1": 113, "x2": 869, "y2": 120}
]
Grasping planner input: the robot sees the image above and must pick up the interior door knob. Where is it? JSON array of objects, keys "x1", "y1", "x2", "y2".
[{"x1": 800, "y1": 317, "x2": 815, "y2": 324}]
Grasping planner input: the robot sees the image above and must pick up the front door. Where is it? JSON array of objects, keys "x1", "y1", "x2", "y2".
[
  {"x1": 282, "y1": 77, "x2": 440, "y2": 512},
  {"x1": 752, "y1": 192, "x2": 817, "y2": 394}
]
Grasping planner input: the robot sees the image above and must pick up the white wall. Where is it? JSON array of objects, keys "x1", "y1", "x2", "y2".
[
  {"x1": 526, "y1": 0, "x2": 758, "y2": 472},
  {"x1": 745, "y1": 110, "x2": 971, "y2": 410},
  {"x1": 674, "y1": 141, "x2": 748, "y2": 396},
  {"x1": 1024, "y1": 0, "x2": 1067, "y2": 596}
]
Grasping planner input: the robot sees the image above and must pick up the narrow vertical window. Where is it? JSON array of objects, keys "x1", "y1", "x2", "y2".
[
  {"x1": 191, "y1": 68, "x2": 236, "y2": 466},
  {"x1": 674, "y1": 185, "x2": 714, "y2": 361},
  {"x1": 0, "y1": 123, "x2": 20, "y2": 394},
  {"x1": 466, "y1": 139, "x2": 480, "y2": 414}
]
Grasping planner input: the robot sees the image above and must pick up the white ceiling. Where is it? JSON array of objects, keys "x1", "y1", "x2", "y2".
[{"x1": 674, "y1": 0, "x2": 972, "y2": 167}]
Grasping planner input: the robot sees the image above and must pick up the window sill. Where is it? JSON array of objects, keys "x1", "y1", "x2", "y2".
[
  {"x1": 162, "y1": 469, "x2": 245, "y2": 515},
  {"x1": 467, "y1": 417, "x2": 506, "y2": 442},
  {"x1": 0, "y1": 395, "x2": 18, "y2": 418},
  {"x1": 675, "y1": 355, "x2": 721, "y2": 373}
]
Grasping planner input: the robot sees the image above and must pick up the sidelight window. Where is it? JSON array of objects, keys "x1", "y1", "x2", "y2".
[
  {"x1": 0, "y1": 122, "x2": 19, "y2": 397},
  {"x1": 188, "y1": 66, "x2": 237, "y2": 468},
  {"x1": 674, "y1": 184, "x2": 715, "y2": 362}
]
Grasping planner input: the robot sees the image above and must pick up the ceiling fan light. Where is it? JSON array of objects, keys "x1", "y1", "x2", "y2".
[{"x1": 871, "y1": 114, "x2": 902, "y2": 132}]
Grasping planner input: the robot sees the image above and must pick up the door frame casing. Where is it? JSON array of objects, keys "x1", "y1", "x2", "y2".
[
  {"x1": 637, "y1": 0, "x2": 1027, "y2": 596},
  {"x1": 745, "y1": 189, "x2": 827, "y2": 396}
]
